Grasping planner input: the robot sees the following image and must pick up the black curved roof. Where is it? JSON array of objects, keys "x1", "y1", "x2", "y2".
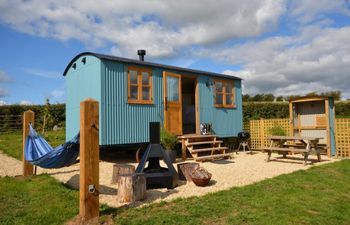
[{"x1": 63, "y1": 52, "x2": 242, "y2": 80}]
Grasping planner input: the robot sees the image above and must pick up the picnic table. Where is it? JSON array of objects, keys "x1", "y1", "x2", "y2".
[{"x1": 262, "y1": 136, "x2": 322, "y2": 165}]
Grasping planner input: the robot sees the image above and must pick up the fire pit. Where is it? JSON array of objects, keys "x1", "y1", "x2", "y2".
[{"x1": 135, "y1": 122, "x2": 178, "y2": 189}]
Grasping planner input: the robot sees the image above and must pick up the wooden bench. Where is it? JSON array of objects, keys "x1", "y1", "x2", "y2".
[{"x1": 262, "y1": 147, "x2": 321, "y2": 165}]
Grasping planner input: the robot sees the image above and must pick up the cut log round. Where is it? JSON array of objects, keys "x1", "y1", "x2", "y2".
[
  {"x1": 117, "y1": 173, "x2": 146, "y2": 203},
  {"x1": 190, "y1": 167, "x2": 212, "y2": 187},
  {"x1": 177, "y1": 162, "x2": 199, "y2": 182},
  {"x1": 111, "y1": 164, "x2": 135, "y2": 184}
]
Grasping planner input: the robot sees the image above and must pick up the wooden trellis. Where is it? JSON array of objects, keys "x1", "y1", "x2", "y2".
[
  {"x1": 244, "y1": 118, "x2": 290, "y2": 149},
  {"x1": 335, "y1": 118, "x2": 350, "y2": 158}
]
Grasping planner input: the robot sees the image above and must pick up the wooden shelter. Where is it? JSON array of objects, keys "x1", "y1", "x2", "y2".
[{"x1": 289, "y1": 96, "x2": 336, "y2": 157}]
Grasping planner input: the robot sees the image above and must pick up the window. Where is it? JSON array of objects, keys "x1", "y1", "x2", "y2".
[
  {"x1": 128, "y1": 67, "x2": 152, "y2": 104},
  {"x1": 214, "y1": 80, "x2": 235, "y2": 108}
]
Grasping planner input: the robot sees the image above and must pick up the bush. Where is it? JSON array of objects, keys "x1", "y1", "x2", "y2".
[
  {"x1": 160, "y1": 127, "x2": 178, "y2": 150},
  {"x1": 0, "y1": 104, "x2": 65, "y2": 131},
  {"x1": 269, "y1": 126, "x2": 287, "y2": 136},
  {"x1": 243, "y1": 101, "x2": 350, "y2": 122},
  {"x1": 243, "y1": 102, "x2": 289, "y2": 122}
]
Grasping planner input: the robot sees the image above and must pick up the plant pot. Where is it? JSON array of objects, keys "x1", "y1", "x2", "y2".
[{"x1": 164, "y1": 149, "x2": 176, "y2": 163}]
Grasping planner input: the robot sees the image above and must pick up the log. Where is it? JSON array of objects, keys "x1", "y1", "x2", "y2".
[
  {"x1": 177, "y1": 162, "x2": 199, "y2": 182},
  {"x1": 190, "y1": 167, "x2": 212, "y2": 187},
  {"x1": 111, "y1": 164, "x2": 135, "y2": 184},
  {"x1": 117, "y1": 173, "x2": 146, "y2": 203}
]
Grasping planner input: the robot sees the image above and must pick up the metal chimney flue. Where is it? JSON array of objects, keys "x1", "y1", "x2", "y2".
[{"x1": 137, "y1": 49, "x2": 146, "y2": 61}]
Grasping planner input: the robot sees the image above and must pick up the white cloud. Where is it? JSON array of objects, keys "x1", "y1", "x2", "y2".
[
  {"x1": 50, "y1": 89, "x2": 64, "y2": 99},
  {"x1": 1, "y1": 0, "x2": 350, "y2": 100},
  {"x1": 0, "y1": 70, "x2": 11, "y2": 82},
  {"x1": 0, "y1": 100, "x2": 7, "y2": 105},
  {"x1": 0, "y1": 0, "x2": 286, "y2": 58},
  {"x1": 221, "y1": 26, "x2": 350, "y2": 99},
  {"x1": 288, "y1": 0, "x2": 350, "y2": 24},
  {"x1": 19, "y1": 100, "x2": 34, "y2": 105},
  {"x1": 0, "y1": 88, "x2": 9, "y2": 97},
  {"x1": 25, "y1": 68, "x2": 61, "y2": 79}
]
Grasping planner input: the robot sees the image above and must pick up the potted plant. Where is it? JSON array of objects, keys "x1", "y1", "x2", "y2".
[{"x1": 160, "y1": 127, "x2": 178, "y2": 163}]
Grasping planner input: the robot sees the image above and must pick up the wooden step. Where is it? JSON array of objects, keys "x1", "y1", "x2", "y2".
[
  {"x1": 178, "y1": 134, "x2": 217, "y2": 139},
  {"x1": 195, "y1": 153, "x2": 232, "y2": 162},
  {"x1": 190, "y1": 147, "x2": 228, "y2": 153},
  {"x1": 187, "y1": 140, "x2": 223, "y2": 146}
]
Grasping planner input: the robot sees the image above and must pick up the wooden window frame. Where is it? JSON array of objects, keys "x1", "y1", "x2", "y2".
[
  {"x1": 127, "y1": 66, "x2": 153, "y2": 104},
  {"x1": 214, "y1": 80, "x2": 235, "y2": 108}
]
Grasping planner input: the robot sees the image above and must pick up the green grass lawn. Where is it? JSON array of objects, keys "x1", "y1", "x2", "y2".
[
  {"x1": 114, "y1": 160, "x2": 350, "y2": 225},
  {"x1": 0, "y1": 175, "x2": 78, "y2": 225},
  {"x1": 0, "y1": 130, "x2": 65, "y2": 160},
  {"x1": 0, "y1": 160, "x2": 349, "y2": 225},
  {"x1": 1, "y1": 129, "x2": 349, "y2": 224}
]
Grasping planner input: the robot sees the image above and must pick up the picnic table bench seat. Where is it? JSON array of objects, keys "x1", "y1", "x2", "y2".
[{"x1": 262, "y1": 147, "x2": 309, "y2": 153}]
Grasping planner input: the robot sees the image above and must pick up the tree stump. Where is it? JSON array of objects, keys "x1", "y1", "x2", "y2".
[
  {"x1": 111, "y1": 164, "x2": 135, "y2": 184},
  {"x1": 177, "y1": 162, "x2": 199, "y2": 182},
  {"x1": 190, "y1": 167, "x2": 212, "y2": 187},
  {"x1": 117, "y1": 173, "x2": 146, "y2": 203}
]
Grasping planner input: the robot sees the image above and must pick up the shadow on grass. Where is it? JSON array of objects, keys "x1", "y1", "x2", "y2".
[
  {"x1": 47, "y1": 168, "x2": 80, "y2": 176},
  {"x1": 64, "y1": 174, "x2": 117, "y2": 195},
  {"x1": 268, "y1": 155, "x2": 330, "y2": 165}
]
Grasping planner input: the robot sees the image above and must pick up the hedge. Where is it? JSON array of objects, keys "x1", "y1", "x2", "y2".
[
  {"x1": 243, "y1": 101, "x2": 350, "y2": 122},
  {"x1": 0, "y1": 101, "x2": 349, "y2": 130}
]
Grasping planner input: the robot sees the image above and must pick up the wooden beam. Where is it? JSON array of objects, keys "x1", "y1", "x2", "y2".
[
  {"x1": 195, "y1": 78, "x2": 200, "y2": 134},
  {"x1": 80, "y1": 99, "x2": 99, "y2": 221},
  {"x1": 289, "y1": 102, "x2": 293, "y2": 137},
  {"x1": 325, "y1": 99, "x2": 330, "y2": 157},
  {"x1": 23, "y1": 110, "x2": 34, "y2": 176}
]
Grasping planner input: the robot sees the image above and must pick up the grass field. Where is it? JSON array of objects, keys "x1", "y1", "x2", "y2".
[
  {"x1": 0, "y1": 159, "x2": 349, "y2": 225},
  {"x1": 114, "y1": 160, "x2": 350, "y2": 225},
  {"x1": 0, "y1": 130, "x2": 65, "y2": 160},
  {"x1": 0, "y1": 175, "x2": 78, "y2": 225},
  {"x1": 1, "y1": 129, "x2": 349, "y2": 224}
]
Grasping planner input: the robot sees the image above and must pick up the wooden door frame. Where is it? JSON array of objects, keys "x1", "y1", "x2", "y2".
[
  {"x1": 163, "y1": 72, "x2": 200, "y2": 135},
  {"x1": 163, "y1": 71, "x2": 183, "y2": 134}
]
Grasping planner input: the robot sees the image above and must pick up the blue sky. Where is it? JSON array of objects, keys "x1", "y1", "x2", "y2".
[{"x1": 0, "y1": 0, "x2": 350, "y2": 105}]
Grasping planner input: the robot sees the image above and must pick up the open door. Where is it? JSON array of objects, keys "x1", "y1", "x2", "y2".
[{"x1": 163, "y1": 71, "x2": 182, "y2": 135}]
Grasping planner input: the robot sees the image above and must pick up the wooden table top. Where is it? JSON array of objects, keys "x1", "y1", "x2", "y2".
[{"x1": 267, "y1": 136, "x2": 323, "y2": 141}]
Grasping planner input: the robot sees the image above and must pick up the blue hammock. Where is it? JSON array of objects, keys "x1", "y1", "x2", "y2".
[{"x1": 24, "y1": 124, "x2": 80, "y2": 169}]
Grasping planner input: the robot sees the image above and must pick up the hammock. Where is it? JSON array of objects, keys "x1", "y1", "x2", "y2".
[{"x1": 24, "y1": 124, "x2": 80, "y2": 169}]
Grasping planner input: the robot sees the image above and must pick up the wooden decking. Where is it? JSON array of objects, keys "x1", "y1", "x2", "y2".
[{"x1": 178, "y1": 134, "x2": 232, "y2": 162}]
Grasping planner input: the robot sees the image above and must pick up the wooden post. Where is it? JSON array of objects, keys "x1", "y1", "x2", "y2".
[
  {"x1": 259, "y1": 118, "x2": 265, "y2": 148},
  {"x1": 23, "y1": 110, "x2": 34, "y2": 176},
  {"x1": 80, "y1": 99, "x2": 99, "y2": 221}
]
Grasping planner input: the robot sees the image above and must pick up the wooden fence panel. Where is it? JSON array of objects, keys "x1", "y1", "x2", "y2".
[{"x1": 335, "y1": 118, "x2": 350, "y2": 158}]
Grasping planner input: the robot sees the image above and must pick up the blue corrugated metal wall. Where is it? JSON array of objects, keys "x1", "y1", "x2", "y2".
[
  {"x1": 198, "y1": 76, "x2": 243, "y2": 137},
  {"x1": 100, "y1": 61, "x2": 164, "y2": 145},
  {"x1": 65, "y1": 55, "x2": 101, "y2": 141}
]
